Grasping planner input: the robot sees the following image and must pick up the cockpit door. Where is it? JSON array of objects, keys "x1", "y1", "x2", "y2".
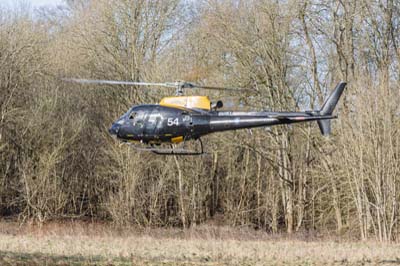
[
  {"x1": 144, "y1": 108, "x2": 162, "y2": 137},
  {"x1": 129, "y1": 110, "x2": 146, "y2": 137}
]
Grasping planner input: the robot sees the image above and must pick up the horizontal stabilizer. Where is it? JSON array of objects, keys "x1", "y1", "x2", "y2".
[{"x1": 275, "y1": 115, "x2": 336, "y2": 122}]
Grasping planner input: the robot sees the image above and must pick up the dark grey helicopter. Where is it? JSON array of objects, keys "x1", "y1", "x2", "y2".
[{"x1": 66, "y1": 79, "x2": 346, "y2": 155}]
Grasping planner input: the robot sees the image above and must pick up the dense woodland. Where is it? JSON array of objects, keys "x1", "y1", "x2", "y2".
[{"x1": 1, "y1": 0, "x2": 400, "y2": 242}]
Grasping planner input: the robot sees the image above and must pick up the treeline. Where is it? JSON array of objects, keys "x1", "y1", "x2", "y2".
[{"x1": 1, "y1": 0, "x2": 400, "y2": 242}]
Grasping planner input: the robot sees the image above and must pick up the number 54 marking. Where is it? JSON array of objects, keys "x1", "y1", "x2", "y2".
[{"x1": 167, "y1": 118, "x2": 179, "y2": 126}]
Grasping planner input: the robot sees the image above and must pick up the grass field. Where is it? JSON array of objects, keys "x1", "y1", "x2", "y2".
[{"x1": 0, "y1": 221, "x2": 400, "y2": 265}]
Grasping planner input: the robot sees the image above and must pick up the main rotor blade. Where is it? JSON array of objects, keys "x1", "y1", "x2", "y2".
[
  {"x1": 63, "y1": 78, "x2": 177, "y2": 88},
  {"x1": 63, "y1": 78, "x2": 253, "y2": 93},
  {"x1": 192, "y1": 84, "x2": 253, "y2": 93}
]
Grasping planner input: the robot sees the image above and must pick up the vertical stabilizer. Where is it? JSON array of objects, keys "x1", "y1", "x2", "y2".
[
  {"x1": 320, "y1": 82, "x2": 347, "y2": 115},
  {"x1": 318, "y1": 119, "x2": 332, "y2": 136},
  {"x1": 317, "y1": 82, "x2": 346, "y2": 135}
]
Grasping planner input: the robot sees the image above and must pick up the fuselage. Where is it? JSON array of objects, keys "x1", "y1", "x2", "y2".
[{"x1": 108, "y1": 104, "x2": 327, "y2": 144}]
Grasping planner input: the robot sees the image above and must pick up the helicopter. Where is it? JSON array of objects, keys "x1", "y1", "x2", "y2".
[{"x1": 66, "y1": 79, "x2": 346, "y2": 155}]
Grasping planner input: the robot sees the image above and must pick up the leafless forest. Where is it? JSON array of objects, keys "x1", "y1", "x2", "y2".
[{"x1": 1, "y1": 0, "x2": 400, "y2": 242}]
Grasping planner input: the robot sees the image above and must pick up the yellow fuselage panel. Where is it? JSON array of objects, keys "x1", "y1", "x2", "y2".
[{"x1": 159, "y1": 96, "x2": 211, "y2": 110}]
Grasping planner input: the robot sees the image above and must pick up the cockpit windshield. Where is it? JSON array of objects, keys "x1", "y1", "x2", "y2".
[
  {"x1": 115, "y1": 106, "x2": 138, "y2": 125},
  {"x1": 121, "y1": 106, "x2": 138, "y2": 119}
]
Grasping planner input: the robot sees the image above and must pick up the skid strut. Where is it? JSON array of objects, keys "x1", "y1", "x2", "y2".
[{"x1": 126, "y1": 138, "x2": 205, "y2": 156}]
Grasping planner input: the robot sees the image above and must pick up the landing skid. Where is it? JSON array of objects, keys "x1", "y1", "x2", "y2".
[{"x1": 127, "y1": 138, "x2": 205, "y2": 156}]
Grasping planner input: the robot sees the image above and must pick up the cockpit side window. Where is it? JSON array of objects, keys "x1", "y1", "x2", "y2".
[
  {"x1": 129, "y1": 112, "x2": 136, "y2": 120},
  {"x1": 131, "y1": 110, "x2": 145, "y2": 130}
]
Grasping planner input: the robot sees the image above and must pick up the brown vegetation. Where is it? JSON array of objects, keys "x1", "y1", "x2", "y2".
[
  {"x1": 1, "y1": 0, "x2": 400, "y2": 242},
  {"x1": 1, "y1": 220, "x2": 400, "y2": 265}
]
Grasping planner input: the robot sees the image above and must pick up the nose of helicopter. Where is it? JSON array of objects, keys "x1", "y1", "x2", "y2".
[{"x1": 108, "y1": 123, "x2": 120, "y2": 137}]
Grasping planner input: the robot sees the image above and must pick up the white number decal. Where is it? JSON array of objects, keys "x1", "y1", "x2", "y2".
[{"x1": 167, "y1": 118, "x2": 179, "y2": 126}]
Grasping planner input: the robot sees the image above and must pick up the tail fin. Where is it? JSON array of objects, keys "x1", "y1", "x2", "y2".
[
  {"x1": 320, "y1": 82, "x2": 347, "y2": 116},
  {"x1": 317, "y1": 119, "x2": 332, "y2": 136},
  {"x1": 317, "y1": 82, "x2": 347, "y2": 135}
]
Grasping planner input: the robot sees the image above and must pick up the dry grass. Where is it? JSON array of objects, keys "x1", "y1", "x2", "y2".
[{"x1": 0, "y1": 220, "x2": 399, "y2": 265}]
